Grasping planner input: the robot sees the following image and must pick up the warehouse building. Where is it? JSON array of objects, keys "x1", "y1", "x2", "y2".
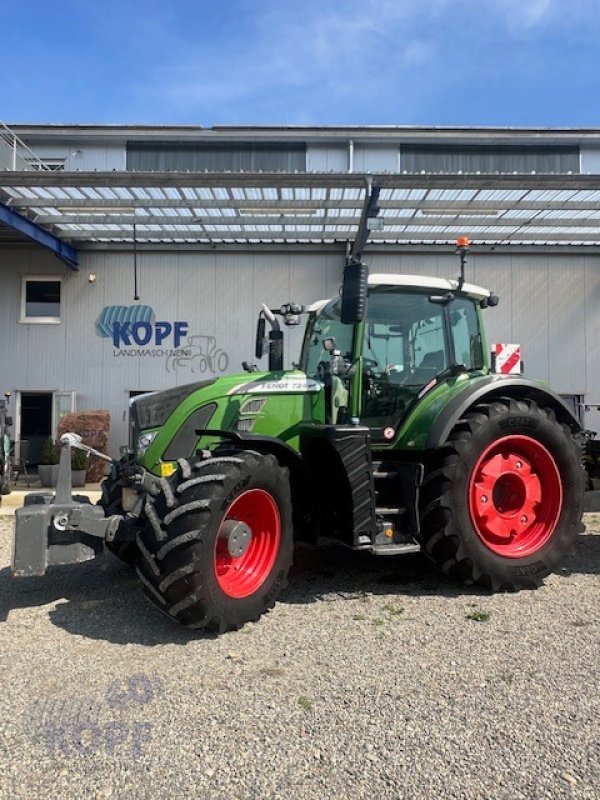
[{"x1": 1, "y1": 123, "x2": 600, "y2": 460}]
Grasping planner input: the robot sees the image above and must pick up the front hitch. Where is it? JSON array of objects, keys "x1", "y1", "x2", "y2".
[{"x1": 12, "y1": 435, "x2": 124, "y2": 577}]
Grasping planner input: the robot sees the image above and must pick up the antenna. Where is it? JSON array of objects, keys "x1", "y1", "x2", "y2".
[{"x1": 455, "y1": 236, "x2": 470, "y2": 289}]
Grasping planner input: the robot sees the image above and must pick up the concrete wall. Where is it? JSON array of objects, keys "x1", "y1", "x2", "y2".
[{"x1": 1, "y1": 245, "x2": 599, "y2": 454}]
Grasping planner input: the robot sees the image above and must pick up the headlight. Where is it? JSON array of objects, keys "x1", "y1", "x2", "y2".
[
  {"x1": 137, "y1": 431, "x2": 158, "y2": 457},
  {"x1": 131, "y1": 380, "x2": 216, "y2": 429}
]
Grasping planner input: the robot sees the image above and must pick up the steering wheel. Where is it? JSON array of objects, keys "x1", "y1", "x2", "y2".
[
  {"x1": 316, "y1": 360, "x2": 330, "y2": 382},
  {"x1": 362, "y1": 357, "x2": 379, "y2": 371}
]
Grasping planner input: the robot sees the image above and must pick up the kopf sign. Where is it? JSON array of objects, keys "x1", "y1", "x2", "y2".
[{"x1": 112, "y1": 320, "x2": 189, "y2": 348}]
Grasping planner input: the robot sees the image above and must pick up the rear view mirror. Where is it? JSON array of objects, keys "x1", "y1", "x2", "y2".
[
  {"x1": 341, "y1": 262, "x2": 369, "y2": 324},
  {"x1": 255, "y1": 316, "x2": 266, "y2": 359}
]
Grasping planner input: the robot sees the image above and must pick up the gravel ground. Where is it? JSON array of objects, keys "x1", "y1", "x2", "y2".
[{"x1": 0, "y1": 516, "x2": 599, "y2": 800}]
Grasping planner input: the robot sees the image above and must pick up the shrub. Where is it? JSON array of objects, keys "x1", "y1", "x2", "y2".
[
  {"x1": 40, "y1": 437, "x2": 59, "y2": 465},
  {"x1": 71, "y1": 448, "x2": 88, "y2": 471}
]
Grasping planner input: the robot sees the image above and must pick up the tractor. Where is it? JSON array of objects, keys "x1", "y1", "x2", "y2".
[
  {"x1": 11, "y1": 189, "x2": 585, "y2": 632},
  {"x1": 1, "y1": 394, "x2": 12, "y2": 498}
]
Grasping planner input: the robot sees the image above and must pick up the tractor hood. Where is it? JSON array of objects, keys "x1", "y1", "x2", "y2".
[{"x1": 133, "y1": 371, "x2": 325, "y2": 473}]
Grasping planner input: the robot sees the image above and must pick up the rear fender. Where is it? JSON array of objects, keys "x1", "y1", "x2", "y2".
[{"x1": 425, "y1": 376, "x2": 581, "y2": 449}]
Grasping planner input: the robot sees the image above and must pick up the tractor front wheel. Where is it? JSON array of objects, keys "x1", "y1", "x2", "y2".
[
  {"x1": 419, "y1": 398, "x2": 584, "y2": 590},
  {"x1": 99, "y1": 470, "x2": 139, "y2": 565},
  {"x1": 136, "y1": 450, "x2": 293, "y2": 631}
]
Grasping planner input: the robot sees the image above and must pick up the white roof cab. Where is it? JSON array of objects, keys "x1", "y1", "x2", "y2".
[
  {"x1": 307, "y1": 273, "x2": 491, "y2": 313},
  {"x1": 368, "y1": 273, "x2": 491, "y2": 301}
]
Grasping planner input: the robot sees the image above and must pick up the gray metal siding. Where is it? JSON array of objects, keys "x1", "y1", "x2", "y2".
[
  {"x1": 31, "y1": 142, "x2": 126, "y2": 171},
  {"x1": 581, "y1": 146, "x2": 600, "y2": 173},
  {"x1": 2, "y1": 246, "x2": 600, "y2": 453},
  {"x1": 306, "y1": 144, "x2": 348, "y2": 172},
  {"x1": 352, "y1": 145, "x2": 399, "y2": 173}
]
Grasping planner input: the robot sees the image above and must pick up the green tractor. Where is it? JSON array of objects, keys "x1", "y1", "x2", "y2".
[{"x1": 11, "y1": 195, "x2": 584, "y2": 633}]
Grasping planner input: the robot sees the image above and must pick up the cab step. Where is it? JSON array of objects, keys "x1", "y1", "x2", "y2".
[
  {"x1": 376, "y1": 507, "x2": 406, "y2": 516},
  {"x1": 357, "y1": 541, "x2": 421, "y2": 556}
]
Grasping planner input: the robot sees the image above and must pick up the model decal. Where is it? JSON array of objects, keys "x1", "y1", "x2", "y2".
[{"x1": 228, "y1": 377, "x2": 322, "y2": 395}]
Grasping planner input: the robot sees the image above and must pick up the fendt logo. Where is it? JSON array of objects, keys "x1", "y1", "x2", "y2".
[{"x1": 95, "y1": 305, "x2": 189, "y2": 353}]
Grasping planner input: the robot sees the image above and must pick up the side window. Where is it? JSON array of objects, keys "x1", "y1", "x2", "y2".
[
  {"x1": 450, "y1": 299, "x2": 482, "y2": 369},
  {"x1": 20, "y1": 277, "x2": 62, "y2": 324}
]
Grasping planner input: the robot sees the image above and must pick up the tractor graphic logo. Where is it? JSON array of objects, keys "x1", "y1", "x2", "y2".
[
  {"x1": 95, "y1": 305, "x2": 155, "y2": 339},
  {"x1": 95, "y1": 305, "x2": 188, "y2": 348}
]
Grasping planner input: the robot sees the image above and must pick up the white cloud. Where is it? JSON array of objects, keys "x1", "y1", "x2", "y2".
[
  {"x1": 159, "y1": 1, "x2": 441, "y2": 120},
  {"x1": 150, "y1": 0, "x2": 597, "y2": 123},
  {"x1": 493, "y1": 0, "x2": 555, "y2": 29}
]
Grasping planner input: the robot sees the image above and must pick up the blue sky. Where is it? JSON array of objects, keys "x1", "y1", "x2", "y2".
[{"x1": 3, "y1": 0, "x2": 600, "y2": 126}]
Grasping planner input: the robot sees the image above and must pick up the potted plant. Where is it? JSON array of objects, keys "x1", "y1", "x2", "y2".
[
  {"x1": 71, "y1": 448, "x2": 88, "y2": 488},
  {"x1": 38, "y1": 437, "x2": 59, "y2": 488}
]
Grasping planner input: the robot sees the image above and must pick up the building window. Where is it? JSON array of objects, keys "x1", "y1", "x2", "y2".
[
  {"x1": 126, "y1": 142, "x2": 307, "y2": 172},
  {"x1": 20, "y1": 277, "x2": 62, "y2": 323},
  {"x1": 401, "y1": 145, "x2": 580, "y2": 174}
]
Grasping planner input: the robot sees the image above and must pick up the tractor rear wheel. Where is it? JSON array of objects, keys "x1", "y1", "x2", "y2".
[
  {"x1": 135, "y1": 450, "x2": 293, "y2": 631},
  {"x1": 419, "y1": 397, "x2": 584, "y2": 590}
]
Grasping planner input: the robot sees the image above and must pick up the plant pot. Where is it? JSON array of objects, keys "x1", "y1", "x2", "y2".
[
  {"x1": 38, "y1": 464, "x2": 59, "y2": 488},
  {"x1": 72, "y1": 470, "x2": 86, "y2": 488}
]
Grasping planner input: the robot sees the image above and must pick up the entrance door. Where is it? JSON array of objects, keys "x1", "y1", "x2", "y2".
[
  {"x1": 16, "y1": 390, "x2": 76, "y2": 465},
  {"x1": 18, "y1": 392, "x2": 52, "y2": 466}
]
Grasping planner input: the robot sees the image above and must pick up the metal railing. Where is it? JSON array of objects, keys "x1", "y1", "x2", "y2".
[{"x1": 0, "y1": 121, "x2": 50, "y2": 171}]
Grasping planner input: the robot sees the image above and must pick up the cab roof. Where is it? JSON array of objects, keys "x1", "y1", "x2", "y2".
[
  {"x1": 368, "y1": 273, "x2": 490, "y2": 300},
  {"x1": 307, "y1": 273, "x2": 491, "y2": 311}
]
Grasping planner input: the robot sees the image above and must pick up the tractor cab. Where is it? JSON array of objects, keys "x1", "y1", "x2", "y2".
[{"x1": 301, "y1": 274, "x2": 491, "y2": 439}]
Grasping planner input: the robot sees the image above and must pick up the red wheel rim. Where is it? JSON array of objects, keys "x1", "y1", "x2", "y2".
[
  {"x1": 468, "y1": 435, "x2": 562, "y2": 558},
  {"x1": 214, "y1": 489, "x2": 281, "y2": 599}
]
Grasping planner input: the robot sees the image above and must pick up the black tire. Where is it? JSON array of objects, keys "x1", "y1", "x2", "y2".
[
  {"x1": 419, "y1": 397, "x2": 585, "y2": 590},
  {"x1": 98, "y1": 469, "x2": 139, "y2": 565},
  {"x1": 136, "y1": 450, "x2": 293, "y2": 632}
]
